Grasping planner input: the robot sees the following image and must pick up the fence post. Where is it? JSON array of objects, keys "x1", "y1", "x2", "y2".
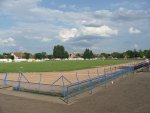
[
  {"x1": 3, "y1": 73, "x2": 8, "y2": 85},
  {"x1": 110, "y1": 65, "x2": 112, "y2": 73},
  {"x1": 66, "y1": 86, "x2": 69, "y2": 103},
  {"x1": 17, "y1": 72, "x2": 22, "y2": 91},
  {"x1": 76, "y1": 72, "x2": 80, "y2": 92},
  {"x1": 104, "y1": 68, "x2": 106, "y2": 88},
  {"x1": 76, "y1": 72, "x2": 79, "y2": 82},
  {"x1": 61, "y1": 76, "x2": 66, "y2": 100},
  {"x1": 90, "y1": 79, "x2": 92, "y2": 95},
  {"x1": 63, "y1": 86, "x2": 66, "y2": 100},
  {"x1": 98, "y1": 74, "x2": 102, "y2": 86},
  {"x1": 63, "y1": 85, "x2": 69, "y2": 104},
  {"x1": 38, "y1": 74, "x2": 42, "y2": 93},
  {"x1": 104, "y1": 68, "x2": 107, "y2": 88},
  {"x1": 97, "y1": 67, "x2": 99, "y2": 75},
  {"x1": 88, "y1": 71, "x2": 92, "y2": 95}
]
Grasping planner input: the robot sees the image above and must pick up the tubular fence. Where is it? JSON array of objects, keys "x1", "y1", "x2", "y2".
[
  {"x1": 63, "y1": 67, "x2": 133, "y2": 102},
  {"x1": 0, "y1": 61, "x2": 149, "y2": 103}
]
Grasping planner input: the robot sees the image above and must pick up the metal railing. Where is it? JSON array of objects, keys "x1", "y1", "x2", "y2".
[
  {"x1": 0, "y1": 61, "x2": 149, "y2": 103},
  {"x1": 63, "y1": 67, "x2": 134, "y2": 103}
]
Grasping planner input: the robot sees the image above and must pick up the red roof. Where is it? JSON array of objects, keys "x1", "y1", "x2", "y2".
[{"x1": 13, "y1": 52, "x2": 24, "y2": 58}]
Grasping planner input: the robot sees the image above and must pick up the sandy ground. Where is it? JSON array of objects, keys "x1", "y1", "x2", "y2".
[
  {"x1": 0, "y1": 62, "x2": 135, "y2": 85},
  {"x1": 0, "y1": 71, "x2": 150, "y2": 113}
]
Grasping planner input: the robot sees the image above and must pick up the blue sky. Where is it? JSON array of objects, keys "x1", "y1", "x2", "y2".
[{"x1": 0, "y1": 0, "x2": 150, "y2": 54}]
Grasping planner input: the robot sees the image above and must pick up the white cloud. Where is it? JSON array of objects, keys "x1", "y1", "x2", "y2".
[
  {"x1": 59, "y1": 25, "x2": 118, "y2": 41},
  {"x1": 0, "y1": 37, "x2": 16, "y2": 46},
  {"x1": 81, "y1": 25, "x2": 118, "y2": 37},
  {"x1": 94, "y1": 10, "x2": 112, "y2": 17},
  {"x1": 129, "y1": 27, "x2": 141, "y2": 34},
  {"x1": 0, "y1": 0, "x2": 91, "y2": 24},
  {"x1": 59, "y1": 28, "x2": 79, "y2": 41},
  {"x1": 0, "y1": 0, "x2": 149, "y2": 53}
]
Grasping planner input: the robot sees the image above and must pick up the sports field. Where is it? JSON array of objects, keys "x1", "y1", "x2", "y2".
[{"x1": 0, "y1": 59, "x2": 139, "y2": 73}]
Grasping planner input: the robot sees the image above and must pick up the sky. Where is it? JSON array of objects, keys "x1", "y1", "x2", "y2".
[{"x1": 0, "y1": 0, "x2": 150, "y2": 54}]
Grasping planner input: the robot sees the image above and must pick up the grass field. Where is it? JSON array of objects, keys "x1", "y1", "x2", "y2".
[{"x1": 0, "y1": 59, "x2": 140, "y2": 73}]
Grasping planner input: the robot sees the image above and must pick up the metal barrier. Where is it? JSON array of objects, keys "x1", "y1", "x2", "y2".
[
  {"x1": 63, "y1": 67, "x2": 134, "y2": 103},
  {"x1": 15, "y1": 81, "x2": 64, "y2": 97},
  {"x1": 0, "y1": 61, "x2": 149, "y2": 103},
  {"x1": 63, "y1": 61, "x2": 150, "y2": 103},
  {"x1": 0, "y1": 72, "x2": 65, "y2": 97}
]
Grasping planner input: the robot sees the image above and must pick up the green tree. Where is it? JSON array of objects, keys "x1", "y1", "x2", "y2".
[
  {"x1": 144, "y1": 49, "x2": 150, "y2": 58},
  {"x1": 83, "y1": 49, "x2": 94, "y2": 59},
  {"x1": 64, "y1": 51, "x2": 69, "y2": 58},
  {"x1": 34, "y1": 53, "x2": 43, "y2": 59},
  {"x1": 53, "y1": 45, "x2": 69, "y2": 59},
  {"x1": 10, "y1": 55, "x2": 14, "y2": 61},
  {"x1": 0, "y1": 54, "x2": 4, "y2": 59},
  {"x1": 101, "y1": 53, "x2": 110, "y2": 58},
  {"x1": 41, "y1": 52, "x2": 47, "y2": 59},
  {"x1": 111, "y1": 52, "x2": 124, "y2": 58},
  {"x1": 133, "y1": 49, "x2": 139, "y2": 58},
  {"x1": 34, "y1": 52, "x2": 47, "y2": 59},
  {"x1": 47, "y1": 55, "x2": 53, "y2": 59},
  {"x1": 76, "y1": 53, "x2": 82, "y2": 58},
  {"x1": 23, "y1": 52, "x2": 30, "y2": 59},
  {"x1": 125, "y1": 50, "x2": 134, "y2": 58},
  {"x1": 138, "y1": 50, "x2": 144, "y2": 58},
  {"x1": 3, "y1": 53, "x2": 11, "y2": 59}
]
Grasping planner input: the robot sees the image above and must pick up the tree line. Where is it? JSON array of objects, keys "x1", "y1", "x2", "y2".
[
  {"x1": 100, "y1": 49, "x2": 150, "y2": 59},
  {"x1": 0, "y1": 45, "x2": 150, "y2": 60}
]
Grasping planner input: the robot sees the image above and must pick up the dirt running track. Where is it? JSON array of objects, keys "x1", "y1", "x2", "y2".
[
  {"x1": 0, "y1": 63, "x2": 135, "y2": 85},
  {"x1": 0, "y1": 71, "x2": 150, "y2": 113}
]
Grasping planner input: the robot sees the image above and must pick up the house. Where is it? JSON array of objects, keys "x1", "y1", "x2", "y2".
[
  {"x1": 11, "y1": 52, "x2": 24, "y2": 59},
  {"x1": 69, "y1": 52, "x2": 84, "y2": 60},
  {"x1": 11, "y1": 52, "x2": 27, "y2": 62}
]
